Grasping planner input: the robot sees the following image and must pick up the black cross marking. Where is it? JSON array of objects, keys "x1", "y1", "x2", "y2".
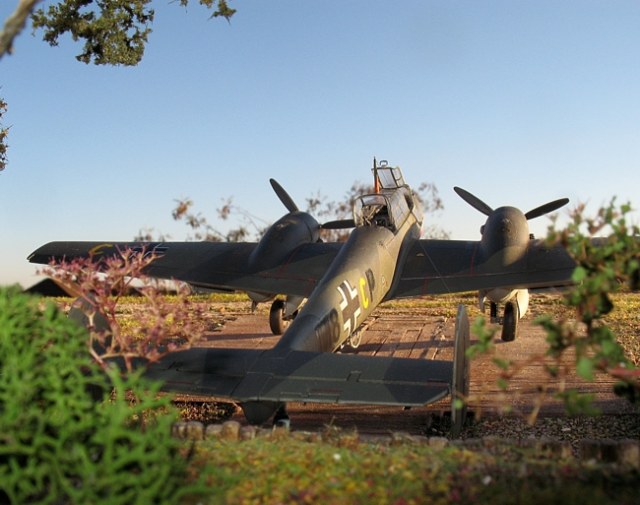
[{"x1": 337, "y1": 280, "x2": 361, "y2": 335}]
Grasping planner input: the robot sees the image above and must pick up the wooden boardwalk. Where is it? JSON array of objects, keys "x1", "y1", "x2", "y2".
[{"x1": 186, "y1": 308, "x2": 633, "y2": 433}]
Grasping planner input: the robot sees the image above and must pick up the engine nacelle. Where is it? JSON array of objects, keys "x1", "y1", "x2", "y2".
[
  {"x1": 248, "y1": 211, "x2": 320, "y2": 272},
  {"x1": 480, "y1": 206, "x2": 530, "y2": 264}
]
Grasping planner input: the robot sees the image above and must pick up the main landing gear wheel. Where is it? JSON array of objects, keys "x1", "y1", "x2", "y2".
[
  {"x1": 241, "y1": 401, "x2": 281, "y2": 426},
  {"x1": 269, "y1": 299, "x2": 289, "y2": 335},
  {"x1": 501, "y1": 301, "x2": 519, "y2": 342},
  {"x1": 273, "y1": 404, "x2": 290, "y2": 429},
  {"x1": 451, "y1": 304, "x2": 470, "y2": 439}
]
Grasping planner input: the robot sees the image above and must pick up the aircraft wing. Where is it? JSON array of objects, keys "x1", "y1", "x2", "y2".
[
  {"x1": 391, "y1": 238, "x2": 577, "y2": 298},
  {"x1": 28, "y1": 241, "x2": 342, "y2": 298},
  {"x1": 143, "y1": 347, "x2": 452, "y2": 406}
]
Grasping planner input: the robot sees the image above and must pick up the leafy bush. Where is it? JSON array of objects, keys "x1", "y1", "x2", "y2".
[
  {"x1": 545, "y1": 201, "x2": 640, "y2": 405},
  {"x1": 0, "y1": 286, "x2": 201, "y2": 504}
]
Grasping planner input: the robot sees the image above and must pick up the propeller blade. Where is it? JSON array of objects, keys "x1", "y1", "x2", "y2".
[
  {"x1": 321, "y1": 219, "x2": 356, "y2": 230},
  {"x1": 524, "y1": 198, "x2": 569, "y2": 220},
  {"x1": 453, "y1": 187, "x2": 493, "y2": 216},
  {"x1": 270, "y1": 178, "x2": 298, "y2": 213}
]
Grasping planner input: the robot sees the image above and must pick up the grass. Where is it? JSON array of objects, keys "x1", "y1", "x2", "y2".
[{"x1": 182, "y1": 429, "x2": 639, "y2": 505}]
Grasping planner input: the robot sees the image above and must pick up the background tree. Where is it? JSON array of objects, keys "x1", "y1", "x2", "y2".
[
  {"x1": 166, "y1": 176, "x2": 450, "y2": 243},
  {"x1": 1, "y1": 0, "x2": 235, "y2": 62},
  {"x1": 0, "y1": 97, "x2": 7, "y2": 172}
]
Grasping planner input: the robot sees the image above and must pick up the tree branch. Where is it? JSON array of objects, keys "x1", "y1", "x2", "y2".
[{"x1": 0, "y1": 0, "x2": 42, "y2": 60}]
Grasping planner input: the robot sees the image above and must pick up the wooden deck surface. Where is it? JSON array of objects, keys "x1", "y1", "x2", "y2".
[{"x1": 176, "y1": 307, "x2": 634, "y2": 433}]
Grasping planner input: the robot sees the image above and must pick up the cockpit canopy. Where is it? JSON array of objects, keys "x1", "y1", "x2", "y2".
[
  {"x1": 353, "y1": 186, "x2": 414, "y2": 232},
  {"x1": 376, "y1": 165, "x2": 406, "y2": 190},
  {"x1": 352, "y1": 164, "x2": 421, "y2": 232},
  {"x1": 353, "y1": 194, "x2": 391, "y2": 229}
]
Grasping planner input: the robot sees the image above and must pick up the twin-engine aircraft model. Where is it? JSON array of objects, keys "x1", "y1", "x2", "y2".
[{"x1": 28, "y1": 161, "x2": 577, "y2": 427}]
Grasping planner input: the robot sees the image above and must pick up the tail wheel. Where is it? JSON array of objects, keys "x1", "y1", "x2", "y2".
[
  {"x1": 347, "y1": 329, "x2": 362, "y2": 350},
  {"x1": 501, "y1": 301, "x2": 519, "y2": 342},
  {"x1": 269, "y1": 299, "x2": 289, "y2": 335}
]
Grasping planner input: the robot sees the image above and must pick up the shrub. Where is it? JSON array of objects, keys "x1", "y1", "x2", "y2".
[
  {"x1": 40, "y1": 247, "x2": 206, "y2": 372},
  {"x1": 0, "y1": 286, "x2": 201, "y2": 504}
]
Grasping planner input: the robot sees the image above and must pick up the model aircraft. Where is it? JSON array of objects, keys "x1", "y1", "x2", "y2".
[{"x1": 28, "y1": 160, "x2": 577, "y2": 427}]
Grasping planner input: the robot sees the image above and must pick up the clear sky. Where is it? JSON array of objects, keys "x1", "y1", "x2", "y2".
[{"x1": 1, "y1": 1, "x2": 639, "y2": 287}]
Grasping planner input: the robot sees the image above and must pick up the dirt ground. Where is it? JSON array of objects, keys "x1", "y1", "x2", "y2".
[{"x1": 173, "y1": 302, "x2": 637, "y2": 436}]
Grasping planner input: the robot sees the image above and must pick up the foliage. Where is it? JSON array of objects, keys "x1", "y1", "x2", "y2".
[
  {"x1": 544, "y1": 200, "x2": 640, "y2": 405},
  {"x1": 0, "y1": 0, "x2": 234, "y2": 65},
  {"x1": 467, "y1": 200, "x2": 640, "y2": 419},
  {"x1": 40, "y1": 246, "x2": 207, "y2": 371},
  {"x1": 0, "y1": 286, "x2": 202, "y2": 504},
  {"x1": 31, "y1": 0, "x2": 155, "y2": 65},
  {"x1": 190, "y1": 433, "x2": 639, "y2": 505},
  {"x1": 166, "y1": 196, "x2": 270, "y2": 242},
  {"x1": 0, "y1": 96, "x2": 7, "y2": 171}
]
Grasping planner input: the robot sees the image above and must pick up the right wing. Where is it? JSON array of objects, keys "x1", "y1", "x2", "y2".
[{"x1": 391, "y1": 238, "x2": 577, "y2": 299}]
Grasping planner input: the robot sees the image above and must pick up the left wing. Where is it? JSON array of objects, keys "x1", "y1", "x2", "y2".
[
  {"x1": 28, "y1": 241, "x2": 342, "y2": 298},
  {"x1": 390, "y1": 238, "x2": 576, "y2": 299}
]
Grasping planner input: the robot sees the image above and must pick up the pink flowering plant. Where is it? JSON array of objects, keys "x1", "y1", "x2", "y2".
[{"x1": 41, "y1": 246, "x2": 206, "y2": 371}]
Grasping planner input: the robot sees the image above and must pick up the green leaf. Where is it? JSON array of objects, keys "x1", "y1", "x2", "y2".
[
  {"x1": 572, "y1": 266, "x2": 589, "y2": 284},
  {"x1": 497, "y1": 378, "x2": 509, "y2": 391},
  {"x1": 576, "y1": 356, "x2": 595, "y2": 381},
  {"x1": 492, "y1": 358, "x2": 511, "y2": 371}
]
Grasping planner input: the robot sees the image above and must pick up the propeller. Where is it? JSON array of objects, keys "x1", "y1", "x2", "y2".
[
  {"x1": 270, "y1": 178, "x2": 298, "y2": 213},
  {"x1": 321, "y1": 219, "x2": 356, "y2": 229},
  {"x1": 270, "y1": 178, "x2": 355, "y2": 229},
  {"x1": 524, "y1": 198, "x2": 570, "y2": 220},
  {"x1": 453, "y1": 186, "x2": 493, "y2": 216},
  {"x1": 454, "y1": 186, "x2": 569, "y2": 220}
]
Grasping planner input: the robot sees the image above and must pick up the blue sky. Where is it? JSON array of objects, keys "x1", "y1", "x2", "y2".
[{"x1": 1, "y1": 1, "x2": 639, "y2": 287}]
